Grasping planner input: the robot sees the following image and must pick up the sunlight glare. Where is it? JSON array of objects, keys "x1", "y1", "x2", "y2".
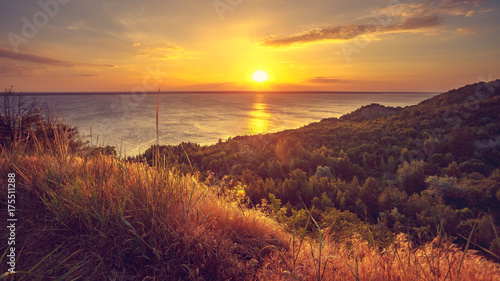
[
  {"x1": 252, "y1": 70, "x2": 268, "y2": 82},
  {"x1": 248, "y1": 95, "x2": 271, "y2": 134}
]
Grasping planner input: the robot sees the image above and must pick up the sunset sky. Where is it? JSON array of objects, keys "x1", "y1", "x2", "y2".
[{"x1": 1, "y1": 0, "x2": 499, "y2": 92}]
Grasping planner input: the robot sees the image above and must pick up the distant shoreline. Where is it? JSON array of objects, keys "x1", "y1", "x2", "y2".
[{"x1": 16, "y1": 91, "x2": 439, "y2": 96}]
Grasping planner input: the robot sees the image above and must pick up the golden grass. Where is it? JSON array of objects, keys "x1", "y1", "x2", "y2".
[
  {"x1": 0, "y1": 149, "x2": 287, "y2": 280},
  {"x1": 255, "y1": 231, "x2": 500, "y2": 281}
]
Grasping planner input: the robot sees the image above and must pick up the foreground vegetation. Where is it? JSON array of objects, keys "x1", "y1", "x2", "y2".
[
  {"x1": 1, "y1": 148, "x2": 287, "y2": 279},
  {"x1": 1, "y1": 83, "x2": 500, "y2": 280}
]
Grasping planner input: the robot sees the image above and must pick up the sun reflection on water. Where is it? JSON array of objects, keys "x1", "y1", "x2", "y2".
[{"x1": 247, "y1": 95, "x2": 271, "y2": 135}]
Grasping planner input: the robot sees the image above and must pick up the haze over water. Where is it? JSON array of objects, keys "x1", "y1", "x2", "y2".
[{"x1": 35, "y1": 92, "x2": 438, "y2": 156}]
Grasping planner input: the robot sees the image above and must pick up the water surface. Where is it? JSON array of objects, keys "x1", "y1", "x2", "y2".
[{"x1": 33, "y1": 92, "x2": 438, "y2": 156}]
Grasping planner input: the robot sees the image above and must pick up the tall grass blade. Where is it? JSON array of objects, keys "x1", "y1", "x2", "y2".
[
  {"x1": 457, "y1": 217, "x2": 478, "y2": 277},
  {"x1": 155, "y1": 89, "x2": 160, "y2": 167}
]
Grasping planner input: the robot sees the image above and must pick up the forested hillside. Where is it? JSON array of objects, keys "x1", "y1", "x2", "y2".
[{"x1": 139, "y1": 80, "x2": 500, "y2": 256}]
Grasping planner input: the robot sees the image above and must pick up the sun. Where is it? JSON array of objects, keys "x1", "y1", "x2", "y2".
[{"x1": 252, "y1": 70, "x2": 268, "y2": 82}]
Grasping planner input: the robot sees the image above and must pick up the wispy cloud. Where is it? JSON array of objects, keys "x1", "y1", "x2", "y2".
[
  {"x1": 132, "y1": 42, "x2": 182, "y2": 59},
  {"x1": 261, "y1": 15, "x2": 440, "y2": 46},
  {"x1": 304, "y1": 77, "x2": 343, "y2": 84},
  {"x1": 261, "y1": 0, "x2": 491, "y2": 47},
  {"x1": 365, "y1": 0, "x2": 489, "y2": 21},
  {"x1": 0, "y1": 48, "x2": 75, "y2": 66},
  {"x1": 0, "y1": 48, "x2": 115, "y2": 68},
  {"x1": 0, "y1": 63, "x2": 45, "y2": 77},
  {"x1": 75, "y1": 74, "x2": 99, "y2": 77},
  {"x1": 409, "y1": 0, "x2": 490, "y2": 17},
  {"x1": 456, "y1": 27, "x2": 478, "y2": 34},
  {"x1": 0, "y1": 62, "x2": 102, "y2": 78},
  {"x1": 184, "y1": 82, "x2": 236, "y2": 90}
]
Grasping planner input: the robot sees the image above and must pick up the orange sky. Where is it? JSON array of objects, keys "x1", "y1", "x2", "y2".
[{"x1": 1, "y1": 0, "x2": 499, "y2": 92}]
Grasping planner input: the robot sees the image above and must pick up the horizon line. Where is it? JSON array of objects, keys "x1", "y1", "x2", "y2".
[{"x1": 15, "y1": 90, "x2": 440, "y2": 96}]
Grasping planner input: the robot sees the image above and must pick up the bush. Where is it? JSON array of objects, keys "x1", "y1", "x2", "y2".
[
  {"x1": 0, "y1": 86, "x2": 83, "y2": 153},
  {"x1": 0, "y1": 86, "x2": 44, "y2": 145}
]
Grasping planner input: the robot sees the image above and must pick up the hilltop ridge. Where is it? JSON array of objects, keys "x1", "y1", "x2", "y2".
[
  {"x1": 417, "y1": 79, "x2": 500, "y2": 108},
  {"x1": 340, "y1": 103, "x2": 403, "y2": 121},
  {"x1": 337, "y1": 79, "x2": 500, "y2": 123}
]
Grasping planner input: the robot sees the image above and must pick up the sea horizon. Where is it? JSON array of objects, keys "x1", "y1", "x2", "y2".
[
  {"x1": 16, "y1": 90, "x2": 440, "y2": 96},
  {"x1": 32, "y1": 92, "x2": 439, "y2": 156}
]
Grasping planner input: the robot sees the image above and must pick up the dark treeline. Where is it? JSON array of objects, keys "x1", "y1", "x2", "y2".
[{"x1": 135, "y1": 80, "x2": 500, "y2": 258}]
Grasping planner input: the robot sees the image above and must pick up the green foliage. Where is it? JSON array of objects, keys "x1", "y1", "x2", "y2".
[
  {"x1": 315, "y1": 166, "x2": 333, "y2": 179},
  {"x1": 397, "y1": 160, "x2": 426, "y2": 194},
  {"x1": 320, "y1": 207, "x2": 362, "y2": 240}
]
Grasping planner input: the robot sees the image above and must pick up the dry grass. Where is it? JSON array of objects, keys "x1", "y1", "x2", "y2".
[
  {"x1": 0, "y1": 133, "x2": 287, "y2": 280},
  {"x1": 255, "y1": 231, "x2": 500, "y2": 281}
]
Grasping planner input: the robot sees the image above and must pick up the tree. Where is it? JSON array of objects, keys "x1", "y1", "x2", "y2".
[
  {"x1": 315, "y1": 165, "x2": 333, "y2": 179},
  {"x1": 268, "y1": 158, "x2": 284, "y2": 179},
  {"x1": 447, "y1": 127, "x2": 475, "y2": 161},
  {"x1": 360, "y1": 177, "x2": 380, "y2": 216},
  {"x1": 387, "y1": 156, "x2": 397, "y2": 173},
  {"x1": 379, "y1": 156, "x2": 387, "y2": 171},
  {"x1": 397, "y1": 160, "x2": 426, "y2": 194}
]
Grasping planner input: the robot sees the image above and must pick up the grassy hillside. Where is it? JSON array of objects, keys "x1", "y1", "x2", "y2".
[
  {"x1": 1, "y1": 82, "x2": 500, "y2": 280},
  {"x1": 1, "y1": 135, "x2": 287, "y2": 279}
]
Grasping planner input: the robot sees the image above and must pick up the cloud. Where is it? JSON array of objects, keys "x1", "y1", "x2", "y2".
[
  {"x1": 185, "y1": 82, "x2": 236, "y2": 90},
  {"x1": 0, "y1": 62, "x2": 102, "y2": 78},
  {"x1": 65, "y1": 20, "x2": 94, "y2": 31},
  {"x1": 456, "y1": 27, "x2": 478, "y2": 34},
  {"x1": 397, "y1": 15, "x2": 441, "y2": 30},
  {"x1": 0, "y1": 48, "x2": 115, "y2": 68},
  {"x1": 262, "y1": 25, "x2": 367, "y2": 46},
  {"x1": 132, "y1": 42, "x2": 182, "y2": 59},
  {"x1": 269, "y1": 83, "x2": 312, "y2": 91},
  {"x1": 0, "y1": 63, "x2": 45, "y2": 77},
  {"x1": 304, "y1": 77, "x2": 342, "y2": 84},
  {"x1": 434, "y1": 0, "x2": 489, "y2": 16},
  {"x1": 372, "y1": 0, "x2": 488, "y2": 18},
  {"x1": 261, "y1": 0, "x2": 490, "y2": 47},
  {"x1": 261, "y1": 15, "x2": 441, "y2": 46},
  {"x1": 75, "y1": 74, "x2": 99, "y2": 77},
  {"x1": 0, "y1": 48, "x2": 75, "y2": 66}
]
